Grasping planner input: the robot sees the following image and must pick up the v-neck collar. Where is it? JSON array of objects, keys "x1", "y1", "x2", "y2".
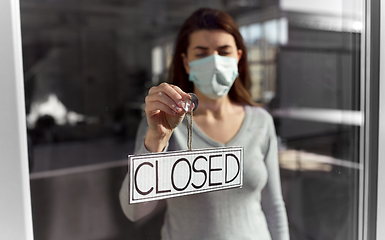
[{"x1": 190, "y1": 105, "x2": 251, "y2": 147}]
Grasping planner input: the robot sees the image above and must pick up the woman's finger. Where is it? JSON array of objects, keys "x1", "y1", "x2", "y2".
[
  {"x1": 149, "y1": 83, "x2": 186, "y2": 108},
  {"x1": 145, "y1": 100, "x2": 178, "y2": 116},
  {"x1": 146, "y1": 91, "x2": 183, "y2": 113},
  {"x1": 169, "y1": 84, "x2": 191, "y2": 101}
]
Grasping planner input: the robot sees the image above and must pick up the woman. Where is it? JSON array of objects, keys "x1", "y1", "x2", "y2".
[{"x1": 120, "y1": 8, "x2": 289, "y2": 240}]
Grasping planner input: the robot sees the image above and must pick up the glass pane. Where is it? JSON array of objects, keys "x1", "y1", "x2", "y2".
[
  {"x1": 275, "y1": 1, "x2": 362, "y2": 239},
  {"x1": 21, "y1": 0, "x2": 363, "y2": 239}
]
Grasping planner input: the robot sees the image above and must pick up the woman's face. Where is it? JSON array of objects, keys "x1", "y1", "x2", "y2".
[{"x1": 182, "y1": 30, "x2": 242, "y2": 74}]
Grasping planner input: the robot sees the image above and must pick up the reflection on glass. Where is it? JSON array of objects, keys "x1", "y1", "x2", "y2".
[
  {"x1": 249, "y1": 23, "x2": 263, "y2": 44},
  {"x1": 21, "y1": 0, "x2": 363, "y2": 239},
  {"x1": 239, "y1": 18, "x2": 286, "y2": 103}
]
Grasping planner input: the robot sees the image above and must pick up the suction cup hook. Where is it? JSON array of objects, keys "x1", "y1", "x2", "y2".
[{"x1": 183, "y1": 93, "x2": 199, "y2": 112}]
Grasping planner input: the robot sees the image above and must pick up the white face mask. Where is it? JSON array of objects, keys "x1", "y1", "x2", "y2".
[{"x1": 188, "y1": 55, "x2": 239, "y2": 100}]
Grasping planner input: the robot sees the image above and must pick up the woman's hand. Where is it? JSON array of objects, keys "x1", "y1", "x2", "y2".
[{"x1": 144, "y1": 83, "x2": 190, "y2": 152}]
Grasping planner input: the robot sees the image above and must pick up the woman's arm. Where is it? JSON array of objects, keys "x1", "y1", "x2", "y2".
[
  {"x1": 119, "y1": 171, "x2": 159, "y2": 221},
  {"x1": 119, "y1": 118, "x2": 160, "y2": 221},
  {"x1": 119, "y1": 83, "x2": 189, "y2": 221},
  {"x1": 261, "y1": 115, "x2": 290, "y2": 240}
]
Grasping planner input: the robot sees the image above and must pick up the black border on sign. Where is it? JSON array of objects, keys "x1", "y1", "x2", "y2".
[{"x1": 129, "y1": 147, "x2": 244, "y2": 204}]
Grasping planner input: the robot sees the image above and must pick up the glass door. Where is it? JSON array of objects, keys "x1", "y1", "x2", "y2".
[{"x1": 2, "y1": 0, "x2": 384, "y2": 239}]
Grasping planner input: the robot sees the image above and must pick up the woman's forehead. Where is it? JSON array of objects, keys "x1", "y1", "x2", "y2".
[{"x1": 188, "y1": 30, "x2": 236, "y2": 48}]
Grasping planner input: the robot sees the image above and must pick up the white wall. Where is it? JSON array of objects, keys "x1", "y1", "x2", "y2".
[{"x1": 0, "y1": 0, "x2": 34, "y2": 239}]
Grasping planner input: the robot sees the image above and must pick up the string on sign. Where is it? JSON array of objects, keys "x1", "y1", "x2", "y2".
[
  {"x1": 184, "y1": 93, "x2": 198, "y2": 151},
  {"x1": 186, "y1": 109, "x2": 193, "y2": 151}
]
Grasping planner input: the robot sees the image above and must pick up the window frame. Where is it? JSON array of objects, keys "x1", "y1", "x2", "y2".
[
  {"x1": 0, "y1": 0, "x2": 34, "y2": 239},
  {"x1": 376, "y1": 0, "x2": 385, "y2": 238}
]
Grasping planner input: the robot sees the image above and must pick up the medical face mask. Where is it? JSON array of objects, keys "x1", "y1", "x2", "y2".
[{"x1": 188, "y1": 54, "x2": 239, "y2": 100}]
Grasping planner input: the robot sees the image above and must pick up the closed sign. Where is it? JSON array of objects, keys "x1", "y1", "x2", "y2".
[{"x1": 129, "y1": 147, "x2": 243, "y2": 204}]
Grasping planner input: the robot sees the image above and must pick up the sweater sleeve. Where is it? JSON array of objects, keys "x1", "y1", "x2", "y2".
[
  {"x1": 261, "y1": 115, "x2": 290, "y2": 240},
  {"x1": 119, "y1": 118, "x2": 168, "y2": 221}
]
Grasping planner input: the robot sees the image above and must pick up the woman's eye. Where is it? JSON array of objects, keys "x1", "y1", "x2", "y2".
[
  {"x1": 196, "y1": 53, "x2": 207, "y2": 57},
  {"x1": 220, "y1": 52, "x2": 230, "y2": 56}
]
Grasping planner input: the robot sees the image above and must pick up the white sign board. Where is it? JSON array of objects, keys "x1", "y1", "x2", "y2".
[{"x1": 129, "y1": 147, "x2": 243, "y2": 204}]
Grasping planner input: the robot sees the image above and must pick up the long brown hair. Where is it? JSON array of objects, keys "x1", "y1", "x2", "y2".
[{"x1": 168, "y1": 8, "x2": 255, "y2": 106}]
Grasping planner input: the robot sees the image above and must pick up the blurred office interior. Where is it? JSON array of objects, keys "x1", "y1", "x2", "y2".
[{"x1": 21, "y1": 0, "x2": 363, "y2": 239}]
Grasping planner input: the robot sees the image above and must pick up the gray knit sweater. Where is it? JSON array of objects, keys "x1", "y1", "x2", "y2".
[{"x1": 120, "y1": 105, "x2": 290, "y2": 240}]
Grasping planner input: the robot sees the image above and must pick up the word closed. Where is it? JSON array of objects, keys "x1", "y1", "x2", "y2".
[{"x1": 129, "y1": 147, "x2": 243, "y2": 204}]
